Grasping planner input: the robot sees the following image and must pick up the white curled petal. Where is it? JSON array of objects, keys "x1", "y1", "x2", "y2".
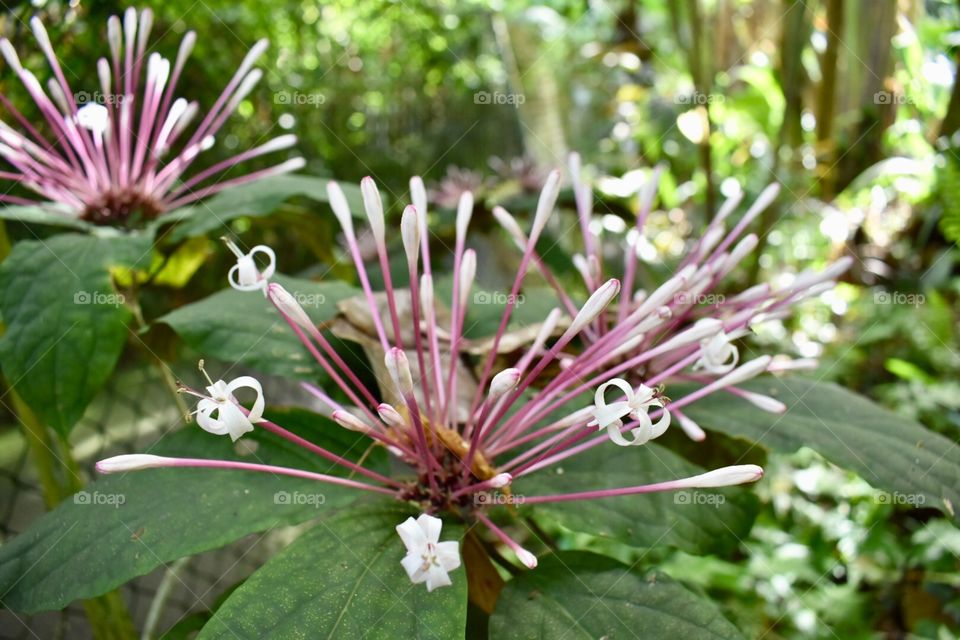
[
  {"x1": 630, "y1": 384, "x2": 656, "y2": 410},
  {"x1": 590, "y1": 400, "x2": 631, "y2": 429},
  {"x1": 251, "y1": 245, "x2": 276, "y2": 280},
  {"x1": 228, "y1": 260, "x2": 261, "y2": 292},
  {"x1": 648, "y1": 408, "x2": 671, "y2": 440},
  {"x1": 606, "y1": 422, "x2": 636, "y2": 446},
  {"x1": 590, "y1": 379, "x2": 635, "y2": 429},
  {"x1": 218, "y1": 403, "x2": 255, "y2": 441},
  {"x1": 227, "y1": 244, "x2": 275, "y2": 293},
  {"x1": 695, "y1": 331, "x2": 740, "y2": 375},
  {"x1": 196, "y1": 398, "x2": 230, "y2": 435},
  {"x1": 226, "y1": 376, "x2": 265, "y2": 423}
]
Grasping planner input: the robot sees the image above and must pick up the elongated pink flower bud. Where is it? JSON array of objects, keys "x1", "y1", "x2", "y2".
[
  {"x1": 652, "y1": 318, "x2": 721, "y2": 354},
  {"x1": 785, "y1": 256, "x2": 854, "y2": 292},
  {"x1": 671, "y1": 464, "x2": 764, "y2": 488},
  {"x1": 401, "y1": 205, "x2": 420, "y2": 267},
  {"x1": 569, "y1": 279, "x2": 620, "y2": 335},
  {"x1": 488, "y1": 473, "x2": 513, "y2": 489},
  {"x1": 725, "y1": 356, "x2": 772, "y2": 384},
  {"x1": 530, "y1": 169, "x2": 562, "y2": 238},
  {"x1": 458, "y1": 250, "x2": 476, "y2": 307},
  {"x1": 0, "y1": 39, "x2": 22, "y2": 72},
  {"x1": 96, "y1": 454, "x2": 171, "y2": 473},
  {"x1": 332, "y1": 410, "x2": 372, "y2": 433},
  {"x1": 736, "y1": 390, "x2": 787, "y2": 413},
  {"x1": 456, "y1": 191, "x2": 474, "y2": 242},
  {"x1": 267, "y1": 283, "x2": 314, "y2": 332},
  {"x1": 361, "y1": 176, "x2": 385, "y2": 246},
  {"x1": 674, "y1": 410, "x2": 707, "y2": 441},
  {"x1": 378, "y1": 403, "x2": 405, "y2": 428},
  {"x1": 492, "y1": 206, "x2": 526, "y2": 249},
  {"x1": 385, "y1": 348, "x2": 414, "y2": 395},
  {"x1": 327, "y1": 180, "x2": 355, "y2": 237},
  {"x1": 489, "y1": 368, "x2": 521, "y2": 399}
]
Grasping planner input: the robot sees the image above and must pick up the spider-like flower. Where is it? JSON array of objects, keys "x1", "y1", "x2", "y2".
[
  {"x1": 490, "y1": 153, "x2": 852, "y2": 440},
  {"x1": 0, "y1": 8, "x2": 302, "y2": 224},
  {"x1": 97, "y1": 164, "x2": 847, "y2": 591},
  {"x1": 588, "y1": 379, "x2": 669, "y2": 446}
]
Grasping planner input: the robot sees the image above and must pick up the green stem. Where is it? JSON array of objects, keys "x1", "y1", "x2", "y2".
[
  {"x1": 0, "y1": 219, "x2": 11, "y2": 262},
  {"x1": 9, "y1": 388, "x2": 136, "y2": 639},
  {"x1": 10, "y1": 389, "x2": 66, "y2": 508},
  {"x1": 125, "y1": 280, "x2": 190, "y2": 420}
]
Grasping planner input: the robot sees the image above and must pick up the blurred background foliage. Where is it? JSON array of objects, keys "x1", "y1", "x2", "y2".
[{"x1": 2, "y1": 0, "x2": 959, "y2": 637}]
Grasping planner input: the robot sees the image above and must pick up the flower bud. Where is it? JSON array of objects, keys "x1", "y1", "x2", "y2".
[
  {"x1": 332, "y1": 410, "x2": 372, "y2": 433},
  {"x1": 674, "y1": 464, "x2": 764, "y2": 488},
  {"x1": 569, "y1": 279, "x2": 619, "y2": 335},
  {"x1": 361, "y1": 176, "x2": 385, "y2": 246},
  {"x1": 326, "y1": 180, "x2": 355, "y2": 237},
  {"x1": 267, "y1": 283, "x2": 314, "y2": 333},
  {"x1": 385, "y1": 348, "x2": 414, "y2": 395},
  {"x1": 489, "y1": 368, "x2": 521, "y2": 399},
  {"x1": 96, "y1": 454, "x2": 171, "y2": 474},
  {"x1": 378, "y1": 403, "x2": 405, "y2": 428}
]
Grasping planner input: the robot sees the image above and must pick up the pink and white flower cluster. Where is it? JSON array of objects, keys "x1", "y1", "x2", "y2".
[
  {"x1": 99, "y1": 160, "x2": 848, "y2": 590},
  {"x1": 0, "y1": 9, "x2": 300, "y2": 223}
]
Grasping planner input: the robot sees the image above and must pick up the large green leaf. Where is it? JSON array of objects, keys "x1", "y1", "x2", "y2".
[
  {"x1": 0, "y1": 232, "x2": 152, "y2": 435},
  {"x1": 515, "y1": 443, "x2": 758, "y2": 555},
  {"x1": 157, "y1": 274, "x2": 358, "y2": 379},
  {"x1": 198, "y1": 504, "x2": 467, "y2": 640},
  {"x1": 0, "y1": 204, "x2": 93, "y2": 230},
  {"x1": 490, "y1": 552, "x2": 744, "y2": 640},
  {"x1": 681, "y1": 377, "x2": 960, "y2": 519},
  {"x1": 159, "y1": 175, "x2": 363, "y2": 242},
  {"x1": 0, "y1": 408, "x2": 386, "y2": 613}
]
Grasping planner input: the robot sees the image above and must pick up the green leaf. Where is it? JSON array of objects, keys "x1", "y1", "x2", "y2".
[
  {"x1": 157, "y1": 274, "x2": 357, "y2": 379},
  {"x1": 0, "y1": 411, "x2": 385, "y2": 613},
  {"x1": 490, "y1": 552, "x2": 744, "y2": 640},
  {"x1": 515, "y1": 443, "x2": 758, "y2": 555},
  {"x1": 158, "y1": 175, "x2": 363, "y2": 242},
  {"x1": 0, "y1": 204, "x2": 93, "y2": 231},
  {"x1": 0, "y1": 233, "x2": 152, "y2": 435},
  {"x1": 198, "y1": 504, "x2": 467, "y2": 640},
  {"x1": 681, "y1": 377, "x2": 960, "y2": 519}
]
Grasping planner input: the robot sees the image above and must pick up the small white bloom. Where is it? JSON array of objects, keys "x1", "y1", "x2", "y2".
[
  {"x1": 196, "y1": 376, "x2": 265, "y2": 441},
  {"x1": 589, "y1": 378, "x2": 670, "y2": 446},
  {"x1": 225, "y1": 240, "x2": 275, "y2": 294},
  {"x1": 396, "y1": 514, "x2": 461, "y2": 592},
  {"x1": 693, "y1": 321, "x2": 740, "y2": 375},
  {"x1": 75, "y1": 103, "x2": 109, "y2": 135}
]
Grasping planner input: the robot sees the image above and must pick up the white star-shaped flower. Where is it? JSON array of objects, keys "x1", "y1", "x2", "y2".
[
  {"x1": 396, "y1": 514, "x2": 461, "y2": 592},
  {"x1": 196, "y1": 376, "x2": 265, "y2": 441},
  {"x1": 589, "y1": 378, "x2": 670, "y2": 446}
]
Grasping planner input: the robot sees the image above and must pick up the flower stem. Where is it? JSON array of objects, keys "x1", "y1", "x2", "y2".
[
  {"x1": 8, "y1": 388, "x2": 136, "y2": 639},
  {"x1": 124, "y1": 280, "x2": 190, "y2": 419}
]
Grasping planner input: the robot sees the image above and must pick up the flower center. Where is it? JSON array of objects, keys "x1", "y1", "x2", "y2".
[
  {"x1": 82, "y1": 188, "x2": 164, "y2": 225},
  {"x1": 419, "y1": 543, "x2": 440, "y2": 572}
]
